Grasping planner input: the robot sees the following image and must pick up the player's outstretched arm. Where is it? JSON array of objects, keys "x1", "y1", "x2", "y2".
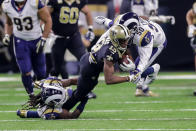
[
  {"x1": 61, "y1": 78, "x2": 78, "y2": 87},
  {"x1": 103, "y1": 59, "x2": 130, "y2": 84}
]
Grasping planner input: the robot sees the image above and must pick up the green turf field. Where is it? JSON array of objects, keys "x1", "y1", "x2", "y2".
[{"x1": 0, "y1": 72, "x2": 196, "y2": 131}]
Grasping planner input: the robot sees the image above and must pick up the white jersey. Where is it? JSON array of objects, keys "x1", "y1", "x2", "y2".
[
  {"x1": 131, "y1": 0, "x2": 158, "y2": 17},
  {"x1": 113, "y1": 12, "x2": 166, "y2": 72},
  {"x1": 2, "y1": 0, "x2": 42, "y2": 40},
  {"x1": 132, "y1": 18, "x2": 166, "y2": 72}
]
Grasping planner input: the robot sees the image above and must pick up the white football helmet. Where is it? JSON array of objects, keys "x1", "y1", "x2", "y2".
[
  {"x1": 109, "y1": 24, "x2": 131, "y2": 52},
  {"x1": 41, "y1": 85, "x2": 72, "y2": 108}
]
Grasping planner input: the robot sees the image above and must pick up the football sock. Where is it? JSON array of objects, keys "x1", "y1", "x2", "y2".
[
  {"x1": 21, "y1": 75, "x2": 33, "y2": 94},
  {"x1": 26, "y1": 111, "x2": 40, "y2": 118},
  {"x1": 76, "y1": 97, "x2": 88, "y2": 113},
  {"x1": 141, "y1": 67, "x2": 154, "y2": 78}
]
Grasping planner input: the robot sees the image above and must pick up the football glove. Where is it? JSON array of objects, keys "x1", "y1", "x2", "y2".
[
  {"x1": 36, "y1": 37, "x2": 46, "y2": 54},
  {"x1": 166, "y1": 16, "x2": 175, "y2": 25},
  {"x1": 129, "y1": 69, "x2": 141, "y2": 84},
  {"x1": 2, "y1": 34, "x2": 10, "y2": 46},
  {"x1": 94, "y1": 16, "x2": 112, "y2": 27},
  {"x1": 188, "y1": 25, "x2": 196, "y2": 38},
  {"x1": 119, "y1": 56, "x2": 135, "y2": 72},
  {"x1": 85, "y1": 26, "x2": 95, "y2": 42}
]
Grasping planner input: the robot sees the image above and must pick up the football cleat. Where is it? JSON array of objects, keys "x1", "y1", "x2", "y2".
[
  {"x1": 135, "y1": 88, "x2": 145, "y2": 96},
  {"x1": 87, "y1": 92, "x2": 97, "y2": 99},
  {"x1": 135, "y1": 88, "x2": 159, "y2": 97},
  {"x1": 17, "y1": 109, "x2": 27, "y2": 118},
  {"x1": 145, "y1": 90, "x2": 159, "y2": 97}
]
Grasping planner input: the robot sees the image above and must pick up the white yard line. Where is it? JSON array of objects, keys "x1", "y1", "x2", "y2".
[
  {"x1": 0, "y1": 75, "x2": 196, "y2": 82},
  {"x1": 1, "y1": 100, "x2": 196, "y2": 106},
  {"x1": 3, "y1": 129, "x2": 196, "y2": 131},
  {"x1": 0, "y1": 118, "x2": 196, "y2": 122},
  {"x1": 1, "y1": 108, "x2": 196, "y2": 113}
]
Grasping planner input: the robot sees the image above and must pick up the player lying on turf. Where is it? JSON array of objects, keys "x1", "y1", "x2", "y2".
[{"x1": 17, "y1": 77, "x2": 88, "y2": 120}]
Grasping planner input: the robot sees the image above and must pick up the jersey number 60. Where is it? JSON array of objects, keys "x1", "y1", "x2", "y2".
[{"x1": 59, "y1": 7, "x2": 79, "y2": 24}]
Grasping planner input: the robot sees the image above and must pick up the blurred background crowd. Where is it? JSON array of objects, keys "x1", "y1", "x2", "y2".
[{"x1": 0, "y1": 0, "x2": 195, "y2": 74}]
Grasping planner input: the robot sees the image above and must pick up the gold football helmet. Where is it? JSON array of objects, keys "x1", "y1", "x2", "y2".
[{"x1": 109, "y1": 24, "x2": 131, "y2": 52}]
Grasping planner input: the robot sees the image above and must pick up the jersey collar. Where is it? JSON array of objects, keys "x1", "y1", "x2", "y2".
[{"x1": 11, "y1": 0, "x2": 27, "y2": 13}]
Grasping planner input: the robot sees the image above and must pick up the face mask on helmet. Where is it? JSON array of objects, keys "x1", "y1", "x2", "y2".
[
  {"x1": 14, "y1": 0, "x2": 26, "y2": 7},
  {"x1": 41, "y1": 85, "x2": 71, "y2": 108},
  {"x1": 193, "y1": 2, "x2": 196, "y2": 14},
  {"x1": 109, "y1": 24, "x2": 131, "y2": 52}
]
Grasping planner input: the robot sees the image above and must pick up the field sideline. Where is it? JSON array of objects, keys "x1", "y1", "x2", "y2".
[{"x1": 0, "y1": 72, "x2": 196, "y2": 130}]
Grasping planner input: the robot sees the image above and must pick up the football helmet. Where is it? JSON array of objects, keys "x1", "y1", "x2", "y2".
[
  {"x1": 193, "y1": 2, "x2": 196, "y2": 14},
  {"x1": 109, "y1": 24, "x2": 131, "y2": 52},
  {"x1": 41, "y1": 85, "x2": 70, "y2": 107}
]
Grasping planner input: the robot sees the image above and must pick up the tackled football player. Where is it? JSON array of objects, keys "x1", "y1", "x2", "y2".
[{"x1": 17, "y1": 77, "x2": 88, "y2": 119}]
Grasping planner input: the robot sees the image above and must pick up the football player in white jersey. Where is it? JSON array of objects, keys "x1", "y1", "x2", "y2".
[
  {"x1": 1, "y1": 0, "x2": 52, "y2": 99},
  {"x1": 95, "y1": 12, "x2": 167, "y2": 96}
]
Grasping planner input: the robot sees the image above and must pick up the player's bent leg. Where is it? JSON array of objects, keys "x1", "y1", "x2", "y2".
[
  {"x1": 144, "y1": 63, "x2": 160, "y2": 85},
  {"x1": 135, "y1": 64, "x2": 160, "y2": 97},
  {"x1": 141, "y1": 64, "x2": 160, "y2": 97}
]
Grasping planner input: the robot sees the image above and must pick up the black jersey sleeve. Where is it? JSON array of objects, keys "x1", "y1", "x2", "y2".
[
  {"x1": 47, "y1": 0, "x2": 56, "y2": 7},
  {"x1": 79, "y1": 0, "x2": 87, "y2": 9}
]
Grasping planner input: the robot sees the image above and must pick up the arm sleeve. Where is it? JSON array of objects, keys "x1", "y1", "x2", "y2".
[{"x1": 79, "y1": 0, "x2": 87, "y2": 10}]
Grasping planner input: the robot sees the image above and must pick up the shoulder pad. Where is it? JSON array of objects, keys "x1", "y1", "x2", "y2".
[
  {"x1": 30, "y1": 0, "x2": 42, "y2": 9},
  {"x1": 139, "y1": 30, "x2": 152, "y2": 46}
]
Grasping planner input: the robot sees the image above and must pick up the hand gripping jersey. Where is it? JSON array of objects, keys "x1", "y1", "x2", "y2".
[{"x1": 2, "y1": 0, "x2": 44, "y2": 40}]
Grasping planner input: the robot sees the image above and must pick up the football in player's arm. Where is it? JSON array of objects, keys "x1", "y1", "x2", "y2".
[{"x1": 95, "y1": 12, "x2": 166, "y2": 97}]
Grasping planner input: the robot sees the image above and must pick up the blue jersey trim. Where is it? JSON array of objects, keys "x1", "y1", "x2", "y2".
[
  {"x1": 38, "y1": 0, "x2": 44, "y2": 9},
  {"x1": 11, "y1": 0, "x2": 27, "y2": 13}
]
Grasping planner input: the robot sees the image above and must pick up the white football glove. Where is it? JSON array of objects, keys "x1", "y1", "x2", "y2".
[
  {"x1": 94, "y1": 16, "x2": 112, "y2": 28},
  {"x1": 2, "y1": 34, "x2": 10, "y2": 46},
  {"x1": 119, "y1": 56, "x2": 135, "y2": 72},
  {"x1": 85, "y1": 26, "x2": 95, "y2": 42},
  {"x1": 129, "y1": 69, "x2": 141, "y2": 84},
  {"x1": 188, "y1": 25, "x2": 196, "y2": 38}
]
